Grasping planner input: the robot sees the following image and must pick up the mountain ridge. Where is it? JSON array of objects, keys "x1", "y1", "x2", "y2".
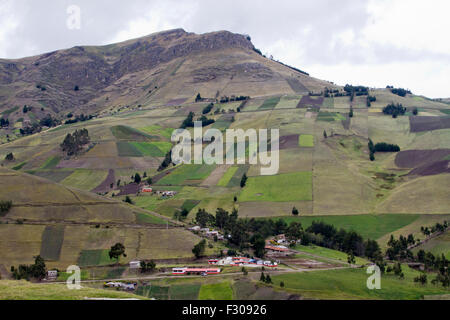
[{"x1": 0, "y1": 28, "x2": 332, "y2": 125}]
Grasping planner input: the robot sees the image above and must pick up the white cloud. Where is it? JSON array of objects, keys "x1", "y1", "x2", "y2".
[
  {"x1": 309, "y1": 61, "x2": 450, "y2": 98},
  {"x1": 364, "y1": 0, "x2": 450, "y2": 55},
  {"x1": 0, "y1": 0, "x2": 448, "y2": 97}
]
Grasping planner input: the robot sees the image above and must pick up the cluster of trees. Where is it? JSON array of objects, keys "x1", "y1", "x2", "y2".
[
  {"x1": 416, "y1": 251, "x2": 449, "y2": 287},
  {"x1": 367, "y1": 96, "x2": 377, "y2": 107},
  {"x1": 368, "y1": 139, "x2": 400, "y2": 161},
  {"x1": 198, "y1": 115, "x2": 215, "y2": 127},
  {"x1": 386, "y1": 235, "x2": 416, "y2": 261},
  {"x1": 324, "y1": 88, "x2": 341, "y2": 98},
  {"x1": 344, "y1": 85, "x2": 369, "y2": 98},
  {"x1": 180, "y1": 112, "x2": 215, "y2": 129},
  {"x1": 140, "y1": 260, "x2": 156, "y2": 273},
  {"x1": 383, "y1": 103, "x2": 407, "y2": 118},
  {"x1": 219, "y1": 96, "x2": 249, "y2": 104},
  {"x1": 40, "y1": 114, "x2": 59, "y2": 128},
  {"x1": 202, "y1": 103, "x2": 214, "y2": 115},
  {"x1": 260, "y1": 272, "x2": 273, "y2": 284},
  {"x1": 421, "y1": 221, "x2": 448, "y2": 237},
  {"x1": 60, "y1": 128, "x2": 90, "y2": 156},
  {"x1": 195, "y1": 93, "x2": 203, "y2": 102},
  {"x1": 304, "y1": 221, "x2": 382, "y2": 261},
  {"x1": 192, "y1": 239, "x2": 207, "y2": 259},
  {"x1": 180, "y1": 112, "x2": 195, "y2": 129},
  {"x1": 193, "y1": 208, "x2": 382, "y2": 261},
  {"x1": 108, "y1": 243, "x2": 126, "y2": 264},
  {"x1": 372, "y1": 142, "x2": 401, "y2": 153},
  {"x1": 158, "y1": 150, "x2": 173, "y2": 171},
  {"x1": 20, "y1": 123, "x2": 42, "y2": 136},
  {"x1": 65, "y1": 113, "x2": 94, "y2": 125},
  {"x1": 387, "y1": 86, "x2": 411, "y2": 97},
  {"x1": 36, "y1": 84, "x2": 47, "y2": 91},
  {"x1": 0, "y1": 118, "x2": 9, "y2": 127},
  {"x1": 11, "y1": 256, "x2": 46, "y2": 280},
  {"x1": 4, "y1": 152, "x2": 14, "y2": 161},
  {"x1": 0, "y1": 200, "x2": 12, "y2": 215},
  {"x1": 22, "y1": 105, "x2": 33, "y2": 113},
  {"x1": 240, "y1": 174, "x2": 248, "y2": 188}
]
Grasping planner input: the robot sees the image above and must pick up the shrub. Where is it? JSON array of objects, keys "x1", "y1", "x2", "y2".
[{"x1": 0, "y1": 200, "x2": 12, "y2": 215}]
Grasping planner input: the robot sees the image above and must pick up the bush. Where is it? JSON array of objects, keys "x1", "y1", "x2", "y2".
[
  {"x1": 374, "y1": 143, "x2": 400, "y2": 153},
  {"x1": 383, "y1": 103, "x2": 406, "y2": 117},
  {"x1": 4, "y1": 153, "x2": 14, "y2": 161},
  {"x1": 0, "y1": 200, "x2": 12, "y2": 215}
]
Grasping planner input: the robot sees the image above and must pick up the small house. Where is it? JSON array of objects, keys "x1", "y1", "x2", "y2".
[
  {"x1": 129, "y1": 261, "x2": 141, "y2": 269},
  {"x1": 47, "y1": 270, "x2": 58, "y2": 280}
]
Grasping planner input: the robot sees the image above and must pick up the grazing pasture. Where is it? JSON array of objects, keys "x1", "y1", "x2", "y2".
[
  {"x1": 111, "y1": 125, "x2": 152, "y2": 141},
  {"x1": 272, "y1": 214, "x2": 420, "y2": 241},
  {"x1": 240, "y1": 171, "x2": 312, "y2": 202},
  {"x1": 272, "y1": 268, "x2": 449, "y2": 300},
  {"x1": 198, "y1": 281, "x2": 233, "y2": 300},
  {"x1": 259, "y1": 96, "x2": 281, "y2": 110},
  {"x1": 31, "y1": 170, "x2": 74, "y2": 183},
  {"x1": 299, "y1": 135, "x2": 314, "y2": 147},
  {"x1": 77, "y1": 249, "x2": 116, "y2": 267},
  {"x1": 169, "y1": 284, "x2": 201, "y2": 300},
  {"x1": 41, "y1": 156, "x2": 61, "y2": 169},
  {"x1": 217, "y1": 166, "x2": 239, "y2": 187},
  {"x1": 412, "y1": 230, "x2": 450, "y2": 259},
  {"x1": 0, "y1": 280, "x2": 145, "y2": 300},
  {"x1": 156, "y1": 165, "x2": 215, "y2": 186},
  {"x1": 61, "y1": 169, "x2": 109, "y2": 191}
]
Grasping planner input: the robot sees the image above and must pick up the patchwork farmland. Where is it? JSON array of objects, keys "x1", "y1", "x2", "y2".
[{"x1": 0, "y1": 28, "x2": 449, "y2": 301}]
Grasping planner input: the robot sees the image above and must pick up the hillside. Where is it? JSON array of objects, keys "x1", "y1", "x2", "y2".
[
  {"x1": 0, "y1": 29, "x2": 332, "y2": 128},
  {"x1": 0, "y1": 28, "x2": 449, "y2": 300},
  {"x1": 0, "y1": 167, "x2": 207, "y2": 270}
]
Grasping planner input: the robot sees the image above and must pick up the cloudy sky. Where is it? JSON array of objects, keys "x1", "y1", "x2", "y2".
[{"x1": 0, "y1": 0, "x2": 449, "y2": 98}]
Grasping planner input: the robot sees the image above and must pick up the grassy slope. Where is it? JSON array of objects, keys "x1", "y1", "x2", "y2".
[
  {"x1": 271, "y1": 214, "x2": 420, "y2": 241},
  {"x1": 240, "y1": 172, "x2": 312, "y2": 202},
  {"x1": 272, "y1": 268, "x2": 449, "y2": 300},
  {"x1": 0, "y1": 280, "x2": 145, "y2": 300}
]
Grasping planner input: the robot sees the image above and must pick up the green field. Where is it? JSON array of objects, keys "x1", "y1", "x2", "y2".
[
  {"x1": 40, "y1": 156, "x2": 61, "y2": 169},
  {"x1": 61, "y1": 169, "x2": 108, "y2": 191},
  {"x1": 412, "y1": 230, "x2": 450, "y2": 259},
  {"x1": 111, "y1": 125, "x2": 153, "y2": 141},
  {"x1": 272, "y1": 268, "x2": 449, "y2": 300},
  {"x1": 12, "y1": 162, "x2": 27, "y2": 171},
  {"x1": 270, "y1": 214, "x2": 420, "y2": 241},
  {"x1": 77, "y1": 249, "x2": 116, "y2": 267},
  {"x1": 217, "y1": 166, "x2": 238, "y2": 187},
  {"x1": 135, "y1": 212, "x2": 168, "y2": 225},
  {"x1": 169, "y1": 284, "x2": 201, "y2": 300},
  {"x1": 317, "y1": 111, "x2": 346, "y2": 122},
  {"x1": 139, "y1": 125, "x2": 175, "y2": 139},
  {"x1": 0, "y1": 280, "x2": 145, "y2": 300},
  {"x1": 299, "y1": 135, "x2": 314, "y2": 147},
  {"x1": 240, "y1": 171, "x2": 312, "y2": 202},
  {"x1": 259, "y1": 96, "x2": 281, "y2": 110},
  {"x1": 156, "y1": 164, "x2": 216, "y2": 185},
  {"x1": 125, "y1": 141, "x2": 173, "y2": 157},
  {"x1": 294, "y1": 245, "x2": 369, "y2": 266},
  {"x1": 137, "y1": 285, "x2": 170, "y2": 300},
  {"x1": 198, "y1": 281, "x2": 233, "y2": 300}
]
